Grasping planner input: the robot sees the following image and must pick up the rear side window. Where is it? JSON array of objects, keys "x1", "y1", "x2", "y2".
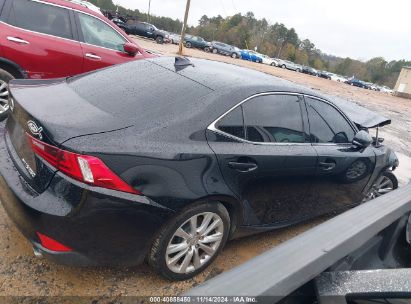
[
  {"x1": 306, "y1": 97, "x2": 355, "y2": 143},
  {"x1": 215, "y1": 106, "x2": 245, "y2": 139},
  {"x1": 243, "y1": 94, "x2": 305, "y2": 143},
  {"x1": 77, "y1": 13, "x2": 127, "y2": 51},
  {"x1": 7, "y1": 0, "x2": 72, "y2": 39}
]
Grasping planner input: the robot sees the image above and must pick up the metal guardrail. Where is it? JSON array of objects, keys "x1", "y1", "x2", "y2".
[{"x1": 186, "y1": 183, "x2": 411, "y2": 302}]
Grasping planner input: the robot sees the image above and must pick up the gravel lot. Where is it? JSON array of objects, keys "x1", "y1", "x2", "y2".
[{"x1": 0, "y1": 36, "x2": 409, "y2": 300}]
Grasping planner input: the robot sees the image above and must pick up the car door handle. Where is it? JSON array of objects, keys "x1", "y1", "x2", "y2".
[
  {"x1": 228, "y1": 161, "x2": 258, "y2": 172},
  {"x1": 85, "y1": 53, "x2": 101, "y2": 60},
  {"x1": 7, "y1": 36, "x2": 29, "y2": 44},
  {"x1": 319, "y1": 161, "x2": 336, "y2": 171}
]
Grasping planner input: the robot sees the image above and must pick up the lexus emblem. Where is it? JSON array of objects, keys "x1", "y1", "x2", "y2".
[{"x1": 27, "y1": 120, "x2": 43, "y2": 140}]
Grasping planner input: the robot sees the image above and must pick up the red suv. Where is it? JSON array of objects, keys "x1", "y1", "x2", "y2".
[{"x1": 0, "y1": 0, "x2": 151, "y2": 119}]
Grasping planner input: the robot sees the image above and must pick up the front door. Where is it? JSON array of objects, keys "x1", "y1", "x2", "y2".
[
  {"x1": 75, "y1": 12, "x2": 143, "y2": 72},
  {"x1": 207, "y1": 93, "x2": 318, "y2": 226},
  {"x1": 304, "y1": 96, "x2": 376, "y2": 214}
]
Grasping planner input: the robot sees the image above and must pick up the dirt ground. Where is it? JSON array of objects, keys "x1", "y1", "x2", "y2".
[{"x1": 0, "y1": 36, "x2": 410, "y2": 300}]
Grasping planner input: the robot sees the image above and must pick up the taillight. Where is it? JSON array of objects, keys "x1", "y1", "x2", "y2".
[{"x1": 27, "y1": 134, "x2": 140, "y2": 195}]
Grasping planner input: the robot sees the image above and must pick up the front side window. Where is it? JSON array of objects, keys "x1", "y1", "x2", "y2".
[
  {"x1": 306, "y1": 97, "x2": 355, "y2": 144},
  {"x1": 8, "y1": 0, "x2": 72, "y2": 39},
  {"x1": 77, "y1": 13, "x2": 127, "y2": 51},
  {"x1": 243, "y1": 94, "x2": 305, "y2": 143}
]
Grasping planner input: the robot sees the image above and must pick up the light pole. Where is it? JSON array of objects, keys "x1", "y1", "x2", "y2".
[
  {"x1": 178, "y1": 0, "x2": 191, "y2": 55},
  {"x1": 147, "y1": 0, "x2": 151, "y2": 22}
]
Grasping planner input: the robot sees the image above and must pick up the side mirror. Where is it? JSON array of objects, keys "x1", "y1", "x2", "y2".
[
  {"x1": 352, "y1": 130, "x2": 372, "y2": 149},
  {"x1": 123, "y1": 42, "x2": 139, "y2": 56}
]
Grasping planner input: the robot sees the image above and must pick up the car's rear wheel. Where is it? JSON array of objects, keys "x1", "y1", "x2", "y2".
[
  {"x1": 148, "y1": 202, "x2": 230, "y2": 280},
  {"x1": 281, "y1": 64, "x2": 286, "y2": 69},
  {"x1": 0, "y1": 69, "x2": 14, "y2": 121},
  {"x1": 212, "y1": 48, "x2": 218, "y2": 54},
  {"x1": 297, "y1": 68, "x2": 301, "y2": 72},
  {"x1": 204, "y1": 46, "x2": 210, "y2": 52},
  {"x1": 156, "y1": 36, "x2": 164, "y2": 44},
  {"x1": 231, "y1": 53, "x2": 237, "y2": 59},
  {"x1": 270, "y1": 62, "x2": 275, "y2": 66},
  {"x1": 365, "y1": 171, "x2": 398, "y2": 201},
  {"x1": 185, "y1": 42, "x2": 192, "y2": 48}
]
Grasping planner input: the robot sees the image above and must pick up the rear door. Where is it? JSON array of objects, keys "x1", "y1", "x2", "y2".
[
  {"x1": 304, "y1": 96, "x2": 376, "y2": 212},
  {"x1": 74, "y1": 11, "x2": 143, "y2": 72},
  {"x1": 207, "y1": 93, "x2": 318, "y2": 226},
  {"x1": 0, "y1": 0, "x2": 83, "y2": 79}
]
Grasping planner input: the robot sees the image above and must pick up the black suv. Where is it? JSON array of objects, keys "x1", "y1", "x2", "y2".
[{"x1": 125, "y1": 22, "x2": 169, "y2": 44}]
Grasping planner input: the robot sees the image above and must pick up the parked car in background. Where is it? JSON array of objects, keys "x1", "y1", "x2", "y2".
[
  {"x1": 302, "y1": 66, "x2": 318, "y2": 76},
  {"x1": 380, "y1": 86, "x2": 394, "y2": 94},
  {"x1": 277, "y1": 59, "x2": 302, "y2": 72},
  {"x1": 0, "y1": 0, "x2": 150, "y2": 120},
  {"x1": 210, "y1": 41, "x2": 241, "y2": 58},
  {"x1": 125, "y1": 22, "x2": 170, "y2": 44},
  {"x1": 0, "y1": 57, "x2": 398, "y2": 281},
  {"x1": 318, "y1": 70, "x2": 331, "y2": 79},
  {"x1": 240, "y1": 50, "x2": 263, "y2": 63},
  {"x1": 67, "y1": 0, "x2": 103, "y2": 15},
  {"x1": 329, "y1": 73, "x2": 347, "y2": 82},
  {"x1": 260, "y1": 54, "x2": 277, "y2": 66},
  {"x1": 345, "y1": 78, "x2": 367, "y2": 88},
  {"x1": 168, "y1": 32, "x2": 181, "y2": 45},
  {"x1": 184, "y1": 35, "x2": 211, "y2": 52},
  {"x1": 111, "y1": 17, "x2": 128, "y2": 32}
]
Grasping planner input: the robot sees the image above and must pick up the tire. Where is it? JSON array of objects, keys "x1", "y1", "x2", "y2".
[
  {"x1": 365, "y1": 171, "x2": 398, "y2": 201},
  {"x1": 270, "y1": 62, "x2": 275, "y2": 66},
  {"x1": 204, "y1": 46, "x2": 210, "y2": 53},
  {"x1": 0, "y1": 69, "x2": 14, "y2": 122},
  {"x1": 281, "y1": 64, "x2": 286, "y2": 69},
  {"x1": 296, "y1": 68, "x2": 301, "y2": 72},
  {"x1": 156, "y1": 36, "x2": 164, "y2": 44},
  {"x1": 148, "y1": 201, "x2": 230, "y2": 281},
  {"x1": 185, "y1": 42, "x2": 192, "y2": 48},
  {"x1": 212, "y1": 48, "x2": 218, "y2": 54},
  {"x1": 231, "y1": 53, "x2": 237, "y2": 59}
]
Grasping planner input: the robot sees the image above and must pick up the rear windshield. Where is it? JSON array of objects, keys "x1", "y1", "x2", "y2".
[{"x1": 67, "y1": 60, "x2": 212, "y2": 126}]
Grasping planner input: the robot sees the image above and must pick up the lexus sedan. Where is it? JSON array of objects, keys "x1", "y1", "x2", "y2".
[{"x1": 0, "y1": 57, "x2": 399, "y2": 281}]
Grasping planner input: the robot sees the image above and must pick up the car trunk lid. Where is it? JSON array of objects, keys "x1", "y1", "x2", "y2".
[{"x1": 5, "y1": 79, "x2": 133, "y2": 193}]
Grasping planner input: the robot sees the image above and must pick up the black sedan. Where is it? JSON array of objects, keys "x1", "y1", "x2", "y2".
[{"x1": 0, "y1": 57, "x2": 399, "y2": 280}]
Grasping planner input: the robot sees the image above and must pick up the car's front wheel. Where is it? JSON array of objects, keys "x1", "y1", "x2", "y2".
[
  {"x1": 231, "y1": 53, "x2": 237, "y2": 59},
  {"x1": 365, "y1": 171, "x2": 398, "y2": 201},
  {"x1": 212, "y1": 48, "x2": 218, "y2": 54},
  {"x1": 185, "y1": 42, "x2": 192, "y2": 48},
  {"x1": 0, "y1": 69, "x2": 14, "y2": 121},
  {"x1": 156, "y1": 36, "x2": 164, "y2": 44},
  {"x1": 148, "y1": 202, "x2": 230, "y2": 280}
]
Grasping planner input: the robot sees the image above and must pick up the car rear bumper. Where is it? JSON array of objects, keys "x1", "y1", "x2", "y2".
[{"x1": 0, "y1": 123, "x2": 175, "y2": 267}]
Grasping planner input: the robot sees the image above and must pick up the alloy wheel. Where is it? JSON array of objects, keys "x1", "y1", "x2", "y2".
[
  {"x1": 0, "y1": 79, "x2": 10, "y2": 115},
  {"x1": 165, "y1": 212, "x2": 224, "y2": 274},
  {"x1": 367, "y1": 175, "x2": 395, "y2": 199}
]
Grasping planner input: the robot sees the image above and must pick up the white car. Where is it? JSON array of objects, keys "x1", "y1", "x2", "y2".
[
  {"x1": 260, "y1": 54, "x2": 277, "y2": 66},
  {"x1": 67, "y1": 0, "x2": 103, "y2": 15},
  {"x1": 329, "y1": 73, "x2": 347, "y2": 82},
  {"x1": 380, "y1": 86, "x2": 394, "y2": 94}
]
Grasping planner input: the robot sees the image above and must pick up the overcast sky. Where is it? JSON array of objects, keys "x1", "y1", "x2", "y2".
[{"x1": 113, "y1": 0, "x2": 410, "y2": 61}]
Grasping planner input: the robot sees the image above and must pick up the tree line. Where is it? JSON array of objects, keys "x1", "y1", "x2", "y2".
[{"x1": 89, "y1": 0, "x2": 409, "y2": 88}]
